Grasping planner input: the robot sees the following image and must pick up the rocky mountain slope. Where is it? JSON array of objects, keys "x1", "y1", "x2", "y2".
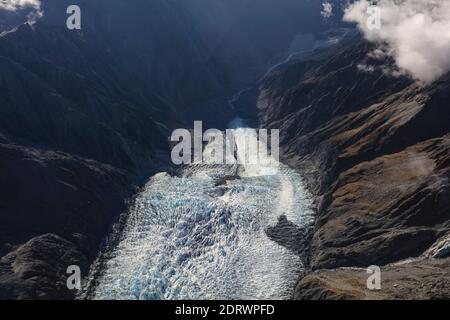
[
  {"x1": 0, "y1": 17, "x2": 180, "y2": 298},
  {"x1": 257, "y1": 38, "x2": 450, "y2": 299}
]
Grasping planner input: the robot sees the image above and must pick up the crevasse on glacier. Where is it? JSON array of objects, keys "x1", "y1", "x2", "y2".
[{"x1": 87, "y1": 119, "x2": 314, "y2": 300}]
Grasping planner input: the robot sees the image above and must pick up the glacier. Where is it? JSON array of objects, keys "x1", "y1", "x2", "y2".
[{"x1": 85, "y1": 119, "x2": 314, "y2": 300}]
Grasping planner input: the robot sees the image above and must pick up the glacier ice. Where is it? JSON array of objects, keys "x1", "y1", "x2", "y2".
[{"x1": 87, "y1": 122, "x2": 315, "y2": 300}]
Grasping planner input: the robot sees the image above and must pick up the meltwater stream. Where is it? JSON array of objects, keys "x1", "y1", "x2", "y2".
[{"x1": 87, "y1": 119, "x2": 314, "y2": 300}]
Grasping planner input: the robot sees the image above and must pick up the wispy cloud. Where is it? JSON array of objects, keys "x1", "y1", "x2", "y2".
[
  {"x1": 344, "y1": 0, "x2": 450, "y2": 84},
  {"x1": 0, "y1": 0, "x2": 43, "y2": 24},
  {"x1": 0, "y1": 0, "x2": 41, "y2": 11},
  {"x1": 321, "y1": 2, "x2": 334, "y2": 19}
]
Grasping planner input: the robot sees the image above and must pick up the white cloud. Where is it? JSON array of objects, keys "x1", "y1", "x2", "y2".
[
  {"x1": 0, "y1": 0, "x2": 43, "y2": 24},
  {"x1": 344, "y1": 0, "x2": 450, "y2": 84},
  {"x1": 321, "y1": 2, "x2": 334, "y2": 19},
  {"x1": 357, "y1": 63, "x2": 376, "y2": 73},
  {"x1": 0, "y1": 0, "x2": 41, "y2": 11}
]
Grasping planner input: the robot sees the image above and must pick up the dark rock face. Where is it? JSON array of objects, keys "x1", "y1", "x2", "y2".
[
  {"x1": 257, "y1": 38, "x2": 450, "y2": 299},
  {"x1": 311, "y1": 136, "x2": 450, "y2": 269},
  {"x1": 0, "y1": 143, "x2": 130, "y2": 299},
  {"x1": 0, "y1": 234, "x2": 89, "y2": 300},
  {"x1": 0, "y1": 143, "x2": 130, "y2": 250},
  {"x1": 265, "y1": 215, "x2": 312, "y2": 259}
]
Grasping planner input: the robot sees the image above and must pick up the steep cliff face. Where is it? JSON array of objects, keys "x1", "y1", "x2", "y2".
[{"x1": 257, "y1": 38, "x2": 450, "y2": 299}]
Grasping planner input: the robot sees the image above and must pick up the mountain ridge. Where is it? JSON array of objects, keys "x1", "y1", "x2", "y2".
[{"x1": 256, "y1": 37, "x2": 450, "y2": 299}]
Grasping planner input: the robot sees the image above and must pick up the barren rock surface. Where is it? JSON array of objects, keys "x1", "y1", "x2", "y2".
[{"x1": 295, "y1": 257, "x2": 450, "y2": 300}]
